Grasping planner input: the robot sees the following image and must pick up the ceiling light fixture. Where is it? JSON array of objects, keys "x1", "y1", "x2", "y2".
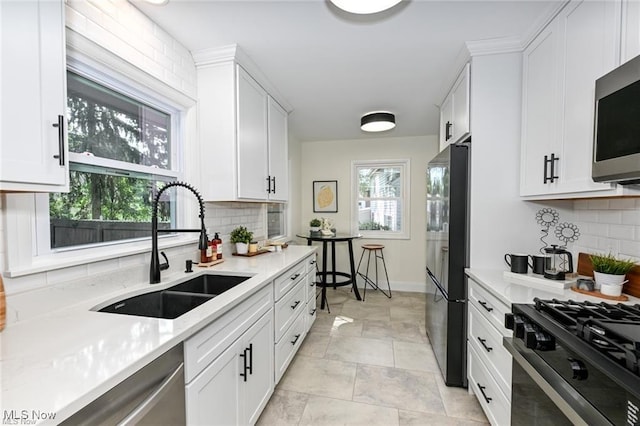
[
  {"x1": 361, "y1": 112, "x2": 396, "y2": 132},
  {"x1": 329, "y1": 0, "x2": 402, "y2": 14},
  {"x1": 143, "y1": 0, "x2": 169, "y2": 5}
]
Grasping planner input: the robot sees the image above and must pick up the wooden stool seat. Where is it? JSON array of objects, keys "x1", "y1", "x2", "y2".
[{"x1": 362, "y1": 244, "x2": 385, "y2": 250}]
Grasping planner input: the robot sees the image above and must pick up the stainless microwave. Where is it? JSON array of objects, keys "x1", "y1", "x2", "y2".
[{"x1": 593, "y1": 54, "x2": 640, "y2": 184}]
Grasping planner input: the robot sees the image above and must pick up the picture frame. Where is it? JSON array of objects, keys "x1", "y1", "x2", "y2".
[{"x1": 313, "y1": 180, "x2": 338, "y2": 213}]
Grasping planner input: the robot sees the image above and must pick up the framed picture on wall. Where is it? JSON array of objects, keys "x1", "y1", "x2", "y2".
[{"x1": 313, "y1": 180, "x2": 338, "y2": 213}]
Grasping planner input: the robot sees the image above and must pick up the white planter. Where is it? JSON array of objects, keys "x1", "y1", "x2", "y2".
[
  {"x1": 235, "y1": 242, "x2": 249, "y2": 255},
  {"x1": 594, "y1": 271, "x2": 626, "y2": 296}
]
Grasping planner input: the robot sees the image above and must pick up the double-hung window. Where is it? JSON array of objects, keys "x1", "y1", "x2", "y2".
[{"x1": 352, "y1": 159, "x2": 410, "y2": 239}]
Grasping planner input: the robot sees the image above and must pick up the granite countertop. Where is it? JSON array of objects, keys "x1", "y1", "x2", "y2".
[
  {"x1": 1, "y1": 246, "x2": 315, "y2": 425},
  {"x1": 466, "y1": 268, "x2": 640, "y2": 306}
]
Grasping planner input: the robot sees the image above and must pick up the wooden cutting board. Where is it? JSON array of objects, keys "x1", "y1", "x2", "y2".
[{"x1": 577, "y1": 252, "x2": 640, "y2": 298}]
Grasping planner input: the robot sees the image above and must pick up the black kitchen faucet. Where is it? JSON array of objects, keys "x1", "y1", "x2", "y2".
[{"x1": 150, "y1": 181, "x2": 208, "y2": 284}]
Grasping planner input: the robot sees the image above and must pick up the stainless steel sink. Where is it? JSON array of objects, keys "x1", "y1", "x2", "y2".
[{"x1": 97, "y1": 274, "x2": 251, "y2": 319}]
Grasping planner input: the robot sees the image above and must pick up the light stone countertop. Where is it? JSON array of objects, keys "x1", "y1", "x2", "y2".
[
  {"x1": 465, "y1": 268, "x2": 640, "y2": 307},
  {"x1": 1, "y1": 245, "x2": 316, "y2": 425}
]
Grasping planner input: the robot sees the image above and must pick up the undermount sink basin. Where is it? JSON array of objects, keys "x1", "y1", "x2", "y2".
[
  {"x1": 167, "y1": 274, "x2": 250, "y2": 295},
  {"x1": 97, "y1": 274, "x2": 251, "y2": 319}
]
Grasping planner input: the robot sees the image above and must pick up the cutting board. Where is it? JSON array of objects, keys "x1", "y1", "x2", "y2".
[{"x1": 577, "y1": 252, "x2": 640, "y2": 298}]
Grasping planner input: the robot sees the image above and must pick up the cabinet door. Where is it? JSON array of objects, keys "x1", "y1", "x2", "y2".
[
  {"x1": 237, "y1": 66, "x2": 268, "y2": 200},
  {"x1": 439, "y1": 94, "x2": 454, "y2": 152},
  {"x1": 452, "y1": 63, "x2": 470, "y2": 143},
  {"x1": 621, "y1": 0, "x2": 640, "y2": 64},
  {"x1": 241, "y1": 311, "x2": 274, "y2": 425},
  {"x1": 0, "y1": 0, "x2": 68, "y2": 192},
  {"x1": 185, "y1": 342, "x2": 241, "y2": 425},
  {"x1": 267, "y1": 97, "x2": 289, "y2": 201},
  {"x1": 555, "y1": 0, "x2": 619, "y2": 194},
  {"x1": 520, "y1": 20, "x2": 563, "y2": 196}
]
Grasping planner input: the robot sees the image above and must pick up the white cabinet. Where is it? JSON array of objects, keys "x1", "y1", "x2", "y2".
[
  {"x1": 185, "y1": 285, "x2": 274, "y2": 425},
  {"x1": 196, "y1": 59, "x2": 289, "y2": 202},
  {"x1": 621, "y1": 0, "x2": 640, "y2": 63},
  {"x1": 520, "y1": 0, "x2": 625, "y2": 198},
  {"x1": 0, "y1": 0, "x2": 69, "y2": 192},
  {"x1": 439, "y1": 63, "x2": 470, "y2": 151},
  {"x1": 304, "y1": 256, "x2": 317, "y2": 334},
  {"x1": 467, "y1": 277, "x2": 512, "y2": 425},
  {"x1": 273, "y1": 255, "x2": 313, "y2": 383}
]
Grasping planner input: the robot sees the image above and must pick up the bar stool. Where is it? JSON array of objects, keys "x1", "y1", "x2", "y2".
[{"x1": 356, "y1": 244, "x2": 391, "y2": 300}]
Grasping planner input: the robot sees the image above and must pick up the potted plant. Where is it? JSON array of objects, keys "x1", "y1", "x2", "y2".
[
  {"x1": 309, "y1": 218, "x2": 321, "y2": 234},
  {"x1": 230, "y1": 226, "x2": 253, "y2": 255},
  {"x1": 590, "y1": 252, "x2": 636, "y2": 295}
]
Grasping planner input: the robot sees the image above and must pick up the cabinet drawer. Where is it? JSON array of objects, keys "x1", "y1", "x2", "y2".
[
  {"x1": 468, "y1": 279, "x2": 511, "y2": 334},
  {"x1": 305, "y1": 296, "x2": 317, "y2": 334},
  {"x1": 306, "y1": 269, "x2": 316, "y2": 302},
  {"x1": 274, "y1": 279, "x2": 306, "y2": 341},
  {"x1": 274, "y1": 309, "x2": 305, "y2": 383},
  {"x1": 184, "y1": 285, "x2": 273, "y2": 383},
  {"x1": 305, "y1": 255, "x2": 317, "y2": 274},
  {"x1": 274, "y1": 261, "x2": 306, "y2": 301},
  {"x1": 468, "y1": 344, "x2": 511, "y2": 426},
  {"x1": 468, "y1": 304, "x2": 512, "y2": 399}
]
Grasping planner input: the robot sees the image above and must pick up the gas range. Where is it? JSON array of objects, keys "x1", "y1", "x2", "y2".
[{"x1": 504, "y1": 298, "x2": 640, "y2": 426}]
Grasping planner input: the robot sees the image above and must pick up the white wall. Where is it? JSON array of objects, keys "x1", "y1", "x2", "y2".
[{"x1": 299, "y1": 135, "x2": 439, "y2": 291}]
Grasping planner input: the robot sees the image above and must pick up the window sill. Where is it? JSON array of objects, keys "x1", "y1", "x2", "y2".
[{"x1": 4, "y1": 234, "x2": 197, "y2": 278}]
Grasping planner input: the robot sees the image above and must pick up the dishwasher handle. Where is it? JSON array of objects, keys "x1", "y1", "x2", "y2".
[{"x1": 117, "y1": 362, "x2": 184, "y2": 426}]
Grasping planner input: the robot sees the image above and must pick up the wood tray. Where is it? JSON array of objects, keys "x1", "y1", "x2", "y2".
[
  {"x1": 577, "y1": 252, "x2": 640, "y2": 298},
  {"x1": 232, "y1": 249, "x2": 270, "y2": 257},
  {"x1": 197, "y1": 259, "x2": 224, "y2": 268},
  {"x1": 570, "y1": 286, "x2": 629, "y2": 301}
]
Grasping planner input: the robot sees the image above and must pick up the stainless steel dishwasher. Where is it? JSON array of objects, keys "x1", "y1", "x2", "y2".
[{"x1": 61, "y1": 344, "x2": 185, "y2": 426}]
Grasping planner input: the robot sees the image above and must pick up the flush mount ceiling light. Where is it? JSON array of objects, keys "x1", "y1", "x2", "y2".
[
  {"x1": 329, "y1": 0, "x2": 402, "y2": 14},
  {"x1": 143, "y1": 0, "x2": 169, "y2": 5},
  {"x1": 361, "y1": 112, "x2": 396, "y2": 132}
]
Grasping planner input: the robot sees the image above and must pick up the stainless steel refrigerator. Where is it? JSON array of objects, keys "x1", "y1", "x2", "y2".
[{"x1": 425, "y1": 142, "x2": 469, "y2": 388}]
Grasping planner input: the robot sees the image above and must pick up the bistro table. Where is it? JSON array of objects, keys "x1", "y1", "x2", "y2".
[{"x1": 296, "y1": 233, "x2": 362, "y2": 311}]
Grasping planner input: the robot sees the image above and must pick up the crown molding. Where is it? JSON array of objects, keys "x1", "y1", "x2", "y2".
[
  {"x1": 465, "y1": 36, "x2": 523, "y2": 57},
  {"x1": 521, "y1": 1, "x2": 569, "y2": 49},
  {"x1": 192, "y1": 44, "x2": 292, "y2": 113}
]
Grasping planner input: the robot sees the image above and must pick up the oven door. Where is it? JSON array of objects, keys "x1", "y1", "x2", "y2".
[{"x1": 504, "y1": 338, "x2": 613, "y2": 426}]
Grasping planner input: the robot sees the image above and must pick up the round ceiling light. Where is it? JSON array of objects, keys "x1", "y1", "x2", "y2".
[
  {"x1": 329, "y1": 0, "x2": 402, "y2": 15},
  {"x1": 361, "y1": 112, "x2": 396, "y2": 132}
]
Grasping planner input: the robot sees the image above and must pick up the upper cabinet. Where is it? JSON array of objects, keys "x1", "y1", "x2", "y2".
[
  {"x1": 0, "y1": 0, "x2": 69, "y2": 192},
  {"x1": 195, "y1": 47, "x2": 289, "y2": 202},
  {"x1": 520, "y1": 0, "x2": 640, "y2": 199},
  {"x1": 439, "y1": 63, "x2": 470, "y2": 151}
]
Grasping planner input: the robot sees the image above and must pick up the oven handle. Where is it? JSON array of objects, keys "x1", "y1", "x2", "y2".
[{"x1": 503, "y1": 337, "x2": 611, "y2": 426}]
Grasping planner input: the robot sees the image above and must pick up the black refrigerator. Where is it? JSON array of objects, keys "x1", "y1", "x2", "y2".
[{"x1": 425, "y1": 142, "x2": 470, "y2": 388}]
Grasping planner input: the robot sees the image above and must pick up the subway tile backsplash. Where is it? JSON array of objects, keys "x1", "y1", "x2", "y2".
[{"x1": 572, "y1": 198, "x2": 640, "y2": 262}]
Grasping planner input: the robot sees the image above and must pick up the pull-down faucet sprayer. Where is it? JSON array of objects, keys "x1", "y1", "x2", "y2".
[{"x1": 150, "y1": 181, "x2": 208, "y2": 284}]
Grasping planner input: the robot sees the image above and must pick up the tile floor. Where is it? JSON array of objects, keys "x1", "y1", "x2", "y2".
[{"x1": 257, "y1": 287, "x2": 489, "y2": 425}]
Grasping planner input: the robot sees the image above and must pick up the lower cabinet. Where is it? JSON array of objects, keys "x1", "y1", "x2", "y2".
[
  {"x1": 305, "y1": 256, "x2": 317, "y2": 334},
  {"x1": 467, "y1": 277, "x2": 512, "y2": 425},
  {"x1": 184, "y1": 285, "x2": 274, "y2": 425}
]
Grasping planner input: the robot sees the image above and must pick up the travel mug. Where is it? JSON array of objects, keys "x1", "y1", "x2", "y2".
[
  {"x1": 505, "y1": 253, "x2": 529, "y2": 274},
  {"x1": 529, "y1": 255, "x2": 551, "y2": 275}
]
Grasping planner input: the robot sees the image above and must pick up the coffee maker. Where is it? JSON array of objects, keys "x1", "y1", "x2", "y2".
[{"x1": 543, "y1": 245, "x2": 573, "y2": 280}]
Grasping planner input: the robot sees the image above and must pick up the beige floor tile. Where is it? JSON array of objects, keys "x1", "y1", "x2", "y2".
[
  {"x1": 325, "y1": 335, "x2": 395, "y2": 367},
  {"x1": 299, "y1": 395, "x2": 400, "y2": 426},
  {"x1": 311, "y1": 314, "x2": 364, "y2": 336},
  {"x1": 340, "y1": 299, "x2": 391, "y2": 321},
  {"x1": 399, "y1": 410, "x2": 489, "y2": 426},
  {"x1": 362, "y1": 319, "x2": 428, "y2": 343},
  {"x1": 297, "y1": 332, "x2": 330, "y2": 358},
  {"x1": 390, "y1": 305, "x2": 425, "y2": 325},
  {"x1": 278, "y1": 355, "x2": 357, "y2": 400},
  {"x1": 435, "y1": 374, "x2": 488, "y2": 423},
  {"x1": 256, "y1": 389, "x2": 308, "y2": 426},
  {"x1": 353, "y1": 364, "x2": 446, "y2": 415},
  {"x1": 393, "y1": 340, "x2": 440, "y2": 373}
]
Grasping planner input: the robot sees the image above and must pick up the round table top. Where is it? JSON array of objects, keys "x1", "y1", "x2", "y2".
[{"x1": 296, "y1": 233, "x2": 362, "y2": 242}]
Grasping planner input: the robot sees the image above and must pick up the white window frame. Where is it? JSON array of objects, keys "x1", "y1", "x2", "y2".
[
  {"x1": 351, "y1": 159, "x2": 410, "y2": 240},
  {"x1": 3, "y1": 43, "x2": 197, "y2": 278}
]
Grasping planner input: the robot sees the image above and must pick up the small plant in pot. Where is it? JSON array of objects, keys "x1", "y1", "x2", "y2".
[
  {"x1": 230, "y1": 226, "x2": 253, "y2": 255},
  {"x1": 309, "y1": 218, "x2": 322, "y2": 234},
  {"x1": 590, "y1": 252, "x2": 636, "y2": 296}
]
